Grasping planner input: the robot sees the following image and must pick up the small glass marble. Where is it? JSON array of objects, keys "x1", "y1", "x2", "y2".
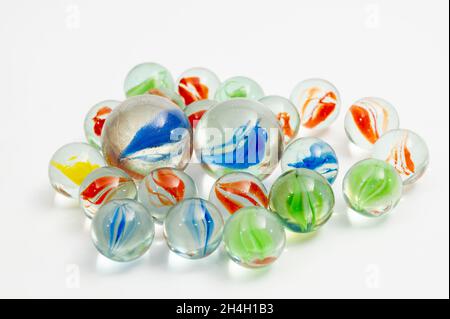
[
  {"x1": 372, "y1": 129, "x2": 429, "y2": 185},
  {"x1": 138, "y1": 167, "x2": 197, "y2": 224},
  {"x1": 343, "y1": 159, "x2": 403, "y2": 217},
  {"x1": 91, "y1": 199, "x2": 155, "y2": 262},
  {"x1": 84, "y1": 100, "x2": 120, "y2": 150},
  {"x1": 281, "y1": 137, "x2": 339, "y2": 184},
  {"x1": 184, "y1": 99, "x2": 217, "y2": 129},
  {"x1": 215, "y1": 76, "x2": 264, "y2": 102},
  {"x1": 209, "y1": 172, "x2": 269, "y2": 218},
  {"x1": 223, "y1": 207, "x2": 286, "y2": 268},
  {"x1": 164, "y1": 198, "x2": 224, "y2": 259},
  {"x1": 290, "y1": 78, "x2": 341, "y2": 130},
  {"x1": 269, "y1": 168, "x2": 335, "y2": 233},
  {"x1": 259, "y1": 95, "x2": 300, "y2": 144},
  {"x1": 79, "y1": 167, "x2": 137, "y2": 219},
  {"x1": 49, "y1": 142, "x2": 106, "y2": 198},
  {"x1": 124, "y1": 62, "x2": 174, "y2": 97},
  {"x1": 177, "y1": 67, "x2": 221, "y2": 105},
  {"x1": 344, "y1": 97, "x2": 399, "y2": 149}
]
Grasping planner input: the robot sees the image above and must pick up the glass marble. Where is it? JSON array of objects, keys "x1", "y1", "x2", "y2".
[
  {"x1": 102, "y1": 95, "x2": 192, "y2": 180},
  {"x1": 49, "y1": 142, "x2": 106, "y2": 198},
  {"x1": 344, "y1": 97, "x2": 399, "y2": 149},
  {"x1": 91, "y1": 199, "x2": 155, "y2": 262},
  {"x1": 79, "y1": 167, "x2": 137, "y2": 219},
  {"x1": 290, "y1": 78, "x2": 341, "y2": 130},
  {"x1": 138, "y1": 167, "x2": 197, "y2": 224},
  {"x1": 84, "y1": 100, "x2": 120, "y2": 150},
  {"x1": 372, "y1": 129, "x2": 429, "y2": 185},
  {"x1": 281, "y1": 137, "x2": 339, "y2": 184},
  {"x1": 269, "y1": 168, "x2": 335, "y2": 233},
  {"x1": 184, "y1": 99, "x2": 217, "y2": 129},
  {"x1": 259, "y1": 95, "x2": 300, "y2": 144},
  {"x1": 223, "y1": 207, "x2": 286, "y2": 268},
  {"x1": 177, "y1": 67, "x2": 220, "y2": 106},
  {"x1": 147, "y1": 87, "x2": 185, "y2": 110},
  {"x1": 164, "y1": 198, "x2": 224, "y2": 259},
  {"x1": 215, "y1": 76, "x2": 264, "y2": 102},
  {"x1": 124, "y1": 62, "x2": 174, "y2": 97},
  {"x1": 194, "y1": 99, "x2": 283, "y2": 180},
  {"x1": 209, "y1": 172, "x2": 269, "y2": 218},
  {"x1": 343, "y1": 159, "x2": 403, "y2": 217}
]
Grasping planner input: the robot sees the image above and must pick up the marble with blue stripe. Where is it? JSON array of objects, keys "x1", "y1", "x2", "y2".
[
  {"x1": 281, "y1": 137, "x2": 339, "y2": 184},
  {"x1": 164, "y1": 198, "x2": 224, "y2": 259},
  {"x1": 91, "y1": 199, "x2": 155, "y2": 262}
]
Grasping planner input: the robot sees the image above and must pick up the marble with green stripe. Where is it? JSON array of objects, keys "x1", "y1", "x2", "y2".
[
  {"x1": 124, "y1": 62, "x2": 174, "y2": 97},
  {"x1": 223, "y1": 207, "x2": 286, "y2": 268},
  {"x1": 269, "y1": 168, "x2": 335, "y2": 233},
  {"x1": 343, "y1": 158, "x2": 403, "y2": 217}
]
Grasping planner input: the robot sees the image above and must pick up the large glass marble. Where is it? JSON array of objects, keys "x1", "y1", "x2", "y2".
[
  {"x1": 269, "y1": 168, "x2": 335, "y2": 233},
  {"x1": 177, "y1": 67, "x2": 220, "y2": 106},
  {"x1": 79, "y1": 167, "x2": 137, "y2": 219},
  {"x1": 102, "y1": 95, "x2": 192, "y2": 180},
  {"x1": 49, "y1": 142, "x2": 106, "y2": 198},
  {"x1": 164, "y1": 198, "x2": 224, "y2": 259},
  {"x1": 372, "y1": 129, "x2": 429, "y2": 185},
  {"x1": 224, "y1": 207, "x2": 286, "y2": 268},
  {"x1": 91, "y1": 199, "x2": 155, "y2": 262},
  {"x1": 259, "y1": 95, "x2": 300, "y2": 144},
  {"x1": 194, "y1": 99, "x2": 283, "y2": 180},
  {"x1": 184, "y1": 99, "x2": 217, "y2": 129},
  {"x1": 344, "y1": 97, "x2": 399, "y2": 149},
  {"x1": 290, "y1": 78, "x2": 341, "y2": 130},
  {"x1": 138, "y1": 167, "x2": 197, "y2": 223},
  {"x1": 281, "y1": 137, "x2": 339, "y2": 184},
  {"x1": 215, "y1": 76, "x2": 264, "y2": 102},
  {"x1": 209, "y1": 172, "x2": 269, "y2": 218},
  {"x1": 124, "y1": 62, "x2": 174, "y2": 97},
  {"x1": 343, "y1": 159, "x2": 403, "y2": 217},
  {"x1": 84, "y1": 100, "x2": 120, "y2": 150}
]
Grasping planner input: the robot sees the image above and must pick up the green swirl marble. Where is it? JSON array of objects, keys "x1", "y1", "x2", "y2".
[
  {"x1": 343, "y1": 158, "x2": 403, "y2": 217},
  {"x1": 269, "y1": 168, "x2": 335, "y2": 233},
  {"x1": 223, "y1": 207, "x2": 286, "y2": 268}
]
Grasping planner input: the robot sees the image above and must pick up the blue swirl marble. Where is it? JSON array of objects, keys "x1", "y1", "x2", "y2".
[
  {"x1": 186, "y1": 199, "x2": 214, "y2": 257},
  {"x1": 120, "y1": 110, "x2": 190, "y2": 161},
  {"x1": 107, "y1": 204, "x2": 138, "y2": 253},
  {"x1": 286, "y1": 142, "x2": 338, "y2": 184},
  {"x1": 201, "y1": 120, "x2": 268, "y2": 169}
]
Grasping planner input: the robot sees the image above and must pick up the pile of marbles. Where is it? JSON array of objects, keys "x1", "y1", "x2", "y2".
[{"x1": 49, "y1": 62, "x2": 429, "y2": 268}]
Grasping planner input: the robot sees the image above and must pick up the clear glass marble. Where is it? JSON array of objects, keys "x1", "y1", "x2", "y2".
[
  {"x1": 91, "y1": 199, "x2": 155, "y2": 262},
  {"x1": 223, "y1": 207, "x2": 286, "y2": 268},
  {"x1": 372, "y1": 129, "x2": 429, "y2": 185},
  {"x1": 164, "y1": 198, "x2": 224, "y2": 259},
  {"x1": 343, "y1": 159, "x2": 403, "y2": 217},
  {"x1": 79, "y1": 167, "x2": 137, "y2": 219},
  {"x1": 84, "y1": 100, "x2": 120, "y2": 150},
  {"x1": 269, "y1": 168, "x2": 335, "y2": 233},
  {"x1": 124, "y1": 62, "x2": 174, "y2": 97},
  {"x1": 259, "y1": 95, "x2": 300, "y2": 144},
  {"x1": 194, "y1": 98, "x2": 283, "y2": 180},
  {"x1": 177, "y1": 67, "x2": 220, "y2": 106},
  {"x1": 290, "y1": 78, "x2": 341, "y2": 130},
  {"x1": 215, "y1": 76, "x2": 264, "y2": 102},
  {"x1": 209, "y1": 172, "x2": 269, "y2": 219},
  {"x1": 49, "y1": 142, "x2": 106, "y2": 198},
  {"x1": 281, "y1": 137, "x2": 339, "y2": 184},
  {"x1": 102, "y1": 95, "x2": 192, "y2": 180},
  {"x1": 344, "y1": 97, "x2": 399, "y2": 149},
  {"x1": 138, "y1": 168, "x2": 197, "y2": 224}
]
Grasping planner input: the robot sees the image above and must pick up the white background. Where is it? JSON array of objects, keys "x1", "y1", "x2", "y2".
[{"x1": 0, "y1": 0, "x2": 448, "y2": 299}]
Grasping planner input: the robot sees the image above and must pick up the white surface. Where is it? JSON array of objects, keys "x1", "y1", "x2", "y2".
[{"x1": 0, "y1": 0, "x2": 448, "y2": 299}]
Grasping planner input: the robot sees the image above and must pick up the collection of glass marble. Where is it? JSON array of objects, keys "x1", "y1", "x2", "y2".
[{"x1": 48, "y1": 62, "x2": 430, "y2": 268}]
